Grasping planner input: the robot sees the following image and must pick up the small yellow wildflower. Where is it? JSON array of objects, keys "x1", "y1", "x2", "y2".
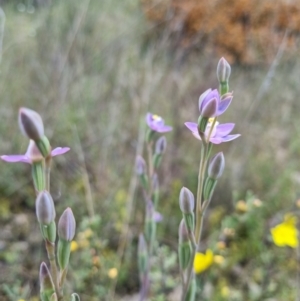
[
  {"x1": 235, "y1": 200, "x2": 247, "y2": 213},
  {"x1": 217, "y1": 241, "x2": 226, "y2": 250},
  {"x1": 214, "y1": 255, "x2": 225, "y2": 265},
  {"x1": 193, "y1": 249, "x2": 214, "y2": 274},
  {"x1": 83, "y1": 228, "x2": 93, "y2": 239},
  {"x1": 70, "y1": 241, "x2": 79, "y2": 252},
  {"x1": 221, "y1": 286, "x2": 230, "y2": 297},
  {"x1": 108, "y1": 268, "x2": 118, "y2": 279},
  {"x1": 271, "y1": 214, "x2": 298, "y2": 248},
  {"x1": 18, "y1": 299, "x2": 26, "y2": 301}
]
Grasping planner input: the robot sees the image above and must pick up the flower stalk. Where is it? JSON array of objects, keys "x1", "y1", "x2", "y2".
[{"x1": 180, "y1": 57, "x2": 239, "y2": 301}]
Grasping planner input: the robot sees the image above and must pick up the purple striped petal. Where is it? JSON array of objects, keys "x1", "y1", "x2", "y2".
[
  {"x1": 210, "y1": 134, "x2": 241, "y2": 144},
  {"x1": 155, "y1": 125, "x2": 173, "y2": 133},
  {"x1": 216, "y1": 95, "x2": 233, "y2": 116},
  {"x1": 1, "y1": 154, "x2": 30, "y2": 163},
  {"x1": 214, "y1": 123, "x2": 235, "y2": 137},
  {"x1": 184, "y1": 122, "x2": 198, "y2": 133},
  {"x1": 51, "y1": 147, "x2": 70, "y2": 157},
  {"x1": 199, "y1": 89, "x2": 220, "y2": 111}
]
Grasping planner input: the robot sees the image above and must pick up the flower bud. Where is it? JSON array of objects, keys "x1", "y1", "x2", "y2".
[
  {"x1": 19, "y1": 107, "x2": 44, "y2": 141},
  {"x1": 135, "y1": 156, "x2": 146, "y2": 176},
  {"x1": 208, "y1": 152, "x2": 225, "y2": 180},
  {"x1": 178, "y1": 219, "x2": 189, "y2": 244},
  {"x1": 217, "y1": 57, "x2": 231, "y2": 83},
  {"x1": 201, "y1": 97, "x2": 217, "y2": 118},
  {"x1": 36, "y1": 191, "x2": 56, "y2": 225},
  {"x1": 58, "y1": 208, "x2": 76, "y2": 241},
  {"x1": 39, "y1": 262, "x2": 55, "y2": 301},
  {"x1": 155, "y1": 136, "x2": 167, "y2": 155},
  {"x1": 179, "y1": 187, "x2": 195, "y2": 214},
  {"x1": 178, "y1": 219, "x2": 192, "y2": 271}
]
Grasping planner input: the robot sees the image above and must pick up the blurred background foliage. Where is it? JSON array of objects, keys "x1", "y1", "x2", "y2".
[{"x1": 0, "y1": 0, "x2": 300, "y2": 300}]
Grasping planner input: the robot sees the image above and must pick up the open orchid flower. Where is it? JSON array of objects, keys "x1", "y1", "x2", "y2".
[
  {"x1": 185, "y1": 119, "x2": 240, "y2": 144},
  {"x1": 146, "y1": 113, "x2": 172, "y2": 133},
  {"x1": 1, "y1": 140, "x2": 70, "y2": 164}
]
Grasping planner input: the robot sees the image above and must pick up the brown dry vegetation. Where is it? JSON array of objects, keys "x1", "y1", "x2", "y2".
[{"x1": 142, "y1": 0, "x2": 300, "y2": 64}]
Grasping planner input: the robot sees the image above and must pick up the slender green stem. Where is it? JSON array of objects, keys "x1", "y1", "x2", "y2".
[
  {"x1": 45, "y1": 240, "x2": 63, "y2": 300},
  {"x1": 59, "y1": 268, "x2": 68, "y2": 289},
  {"x1": 195, "y1": 145, "x2": 208, "y2": 245}
]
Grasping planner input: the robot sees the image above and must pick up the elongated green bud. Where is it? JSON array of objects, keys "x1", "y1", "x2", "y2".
[
  {"x1": 32, "y1": 161, "x2": 45, "y2": 191},
  {"x1": 217, "y1": 57, "x2": 231, "y2": 96},
  {"x1": 35, "y1": 136, "x2": 51, "y2": 158},
  {"x1": 178, "y1": 219, "x2": 192, "y2": 271},
  {"x1": 208, "y1": 152, "x2": 225, "y2": 180},
  {"x1": 57, "y1": 208, "x2": 76, "y2": 270},
  {"x1": 197, "y1": 115, "x2": 208, "y2": 134},
  {"x1": 40, "y1": 221, "x2": 56, "y2": 243},
  {"x1": 36, "y1": 191, "x2": 56, "y2": 225},
  {"x1": 71, "y1": 293, "x2": 80, "y2": 301},
  {"x1": 58, "y1": 208, "x2": 76, "y2": 242},
  {"x1": 203, "y1": 177, "x2": 217, "y2": 201},
  {"x1": 138, "y1": 234, "x2": 148, "y2": 275},
  {"x1": 179, "y1": 187, "x2": 194, "y2": 214},
  {"x1": 135, "y1": 156, "x2": 148, "y2": 189},
  {"x1": 57, "y1": 239, "x2": 71, "y2": 270},
  {"x1": 40, "y1": 262, "x2": 55, "y2": 301},
  {"x1": 36, "y1": 191, "x2": 56, "y2": 242}
]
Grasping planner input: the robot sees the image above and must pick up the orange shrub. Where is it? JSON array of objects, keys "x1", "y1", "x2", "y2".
[{"x1": 141, "y1": 0, "x2": 300, "y2": 64}]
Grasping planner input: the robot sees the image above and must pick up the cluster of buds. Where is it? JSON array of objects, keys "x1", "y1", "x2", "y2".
[
  {"x1": 2, "y1": 108, "x2": 78, "y2": 301},
  {"x1": 135, "y1": 113, "x2": 172, "y2": 300}
]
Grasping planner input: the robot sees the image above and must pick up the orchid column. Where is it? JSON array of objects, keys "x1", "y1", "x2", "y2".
[
  {"x1": 179, "y1": 58, "x2": 240, "y2": 301},
  {"x1": 1, "y1": 108, "x2": 79, "y2": 301},
  {"x1": 136, "y1": 113, "x2": 172, "y2": 301}
]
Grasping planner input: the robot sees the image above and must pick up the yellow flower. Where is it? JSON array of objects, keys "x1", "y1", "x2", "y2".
[
  {"x1": 271, "y1": 214, "x2": 298, "y2": 248},
  {"x1": 193, "y1": 249, "x2": 214, "y2": 274},
  {"x1": 70, "y1": 241, "x2": 79, "y2": 252},
  {"x1": 108, "y1": 268, "x2": 118, "y2": 279},
  {"x1": 214, "y1": 255, "x2": 225, "y2": 265}
]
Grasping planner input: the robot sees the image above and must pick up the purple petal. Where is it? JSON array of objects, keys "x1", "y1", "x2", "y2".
[
  {"x1": 153, "y1": 211, "x2": 163, "y2": 223},
  {"x1": 210, "y1": 134, "x2": 241, "y2": 144},
  {"x1": 198, "y1": 88, "x2": 212, "y2": 111},
  {"x1": 155, "y1": 125, "x2": 173, "y2": 133},
  {"x1": 200, "y1": 89, "x2": 220, "y2": 111},
  {"x1": 184, "y1": 122, "x2": 198, "y2": 133},
  {"x1": 214, "y1": 123, "x2": 235, "y2": 137},
  {"x1": 1, "y1": 154, "x2": 31, "y2": 163},
  {"x1": 51, "y1": 147, "x2": 70, "y2": 157},
  {"x1": 146, "y1": 113, "x2": 153, "y2": 128},
  {"x1": 216, "y1": 95, "x2": 233, "y2": 116}
]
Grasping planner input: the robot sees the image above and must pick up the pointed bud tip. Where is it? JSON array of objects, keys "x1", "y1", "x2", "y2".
[
  {"x1": 18, "y1": 107, "x2": 44, "y2": 141},
  {"x1": 36, "y1": 191, "x2": 55, "y2": 225},
  {"x1": 217, "y1": 57, "x2": 231, "y2": 83},
  {"x1": 208, "y1": 152, "x2": 225, "y2": 180},
  {"x1": 179, "y1": 187, "x2": 195, "y2": 214},
  {"x1": 58, "y1": 207, "x2": 76, "y2": 241}
]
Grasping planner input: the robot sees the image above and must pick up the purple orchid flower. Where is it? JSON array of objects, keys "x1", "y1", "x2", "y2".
[
  {"x1": 199, "y1": 89, "x2": 233, "y2": 117},
  {"x1": 146, "y1": 113, "x2": 172, "y2": 133},
  {"x1": 185, "y1": 120, "x2": 240, "y2": 144},
  {"x1": 1, "y1": 140, "x2": 70, "y2": 164}
]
